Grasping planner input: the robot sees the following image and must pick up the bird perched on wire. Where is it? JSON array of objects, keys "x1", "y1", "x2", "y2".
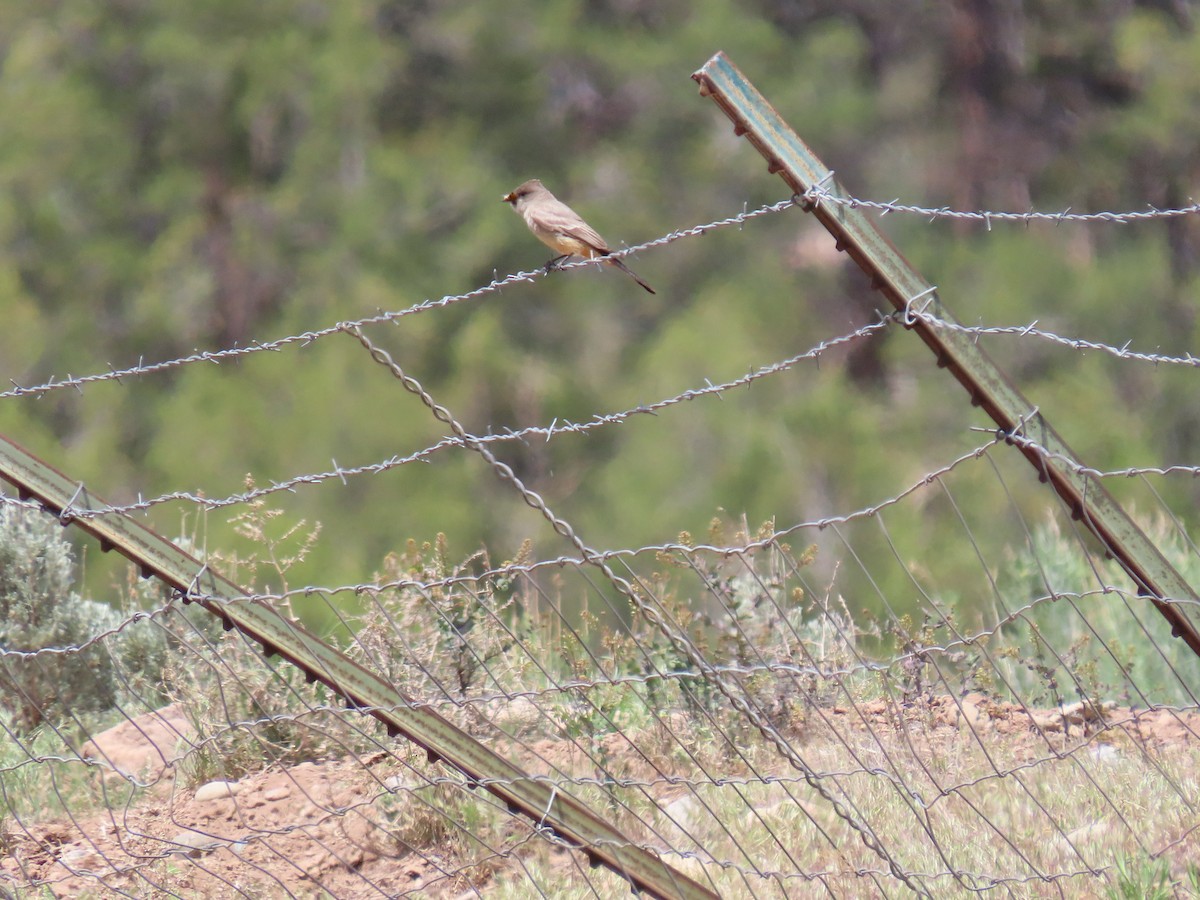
[{"x1": 502, "y1": 178, "x2": 655, "y2": 294}]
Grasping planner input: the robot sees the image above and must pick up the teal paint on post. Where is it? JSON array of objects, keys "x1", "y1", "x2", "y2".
[
  {"x1": 693, "y1": 51, "x2": 1200, "y2": 659},
  {"x1": 0, "y1": 432, "x2": 718, "y2": 900}
]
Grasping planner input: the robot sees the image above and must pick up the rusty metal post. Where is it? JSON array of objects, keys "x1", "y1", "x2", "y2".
[
  {"x1": 0, "y1": 434, "x2": 717, "y2": 900},
  {"x1": 692, "y1": 51, "x2": 1200, "y2": 659}
]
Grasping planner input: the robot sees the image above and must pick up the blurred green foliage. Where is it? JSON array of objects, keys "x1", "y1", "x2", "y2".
[{"x1": 0, "y1": 2, "x2": 1197, "y2": 626}]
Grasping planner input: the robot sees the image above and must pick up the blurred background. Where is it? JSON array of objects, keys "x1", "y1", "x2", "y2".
[{"x1": 1, "y1": 0, "x2": 1198, "y2": 625}]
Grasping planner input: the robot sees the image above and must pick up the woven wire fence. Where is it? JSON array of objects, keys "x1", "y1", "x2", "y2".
[{"x1": 1, "y1": 196, "x2": 1199, "y2": 898}]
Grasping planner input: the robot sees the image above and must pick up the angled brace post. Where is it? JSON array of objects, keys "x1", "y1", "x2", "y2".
[
  {"x1": 0, "y1": 434, "x2": 717, "y2": 900},
  {"x1": 692, "y1": 51, "x2": 1200, "y2": 659}
]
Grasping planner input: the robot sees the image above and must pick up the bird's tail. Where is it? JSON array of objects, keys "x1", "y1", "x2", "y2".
[{"x1": 606, "y1": 255, "x2": 656, "y2": 294}]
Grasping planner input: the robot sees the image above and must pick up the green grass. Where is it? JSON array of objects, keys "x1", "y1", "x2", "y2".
[{"x1": 2, "y1": 506, "x2": 1199, "y2": 896}]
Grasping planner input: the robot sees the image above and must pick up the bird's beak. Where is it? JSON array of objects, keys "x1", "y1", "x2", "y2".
[{"x1": 502, "y1": 191, "x2": 516, "y2": 204}]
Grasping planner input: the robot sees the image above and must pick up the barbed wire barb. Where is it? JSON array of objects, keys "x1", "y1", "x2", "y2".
[
  {"x1": 0, "y1": 163, "x2": 1197, "y2": 896},
  {"x1": 806, "y1": 184, "x2": 1200, "y2": 225}
]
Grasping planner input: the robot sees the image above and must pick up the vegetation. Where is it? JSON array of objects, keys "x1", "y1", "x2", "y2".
[
  {"x1": 2, "y1": 4, "x2": 1200, "y2": 894},
  {"x1": 0, "y1": 505, "x2": 175, "y2": 735},
  {"x1": 1, "y1": 3, "x2": 1198, "y2": 616},
  {"x1": 0, "y1": 503, "x2": 1199, "y2": 895}
]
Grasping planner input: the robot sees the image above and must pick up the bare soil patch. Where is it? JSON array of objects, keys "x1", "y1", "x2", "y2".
[{"x1": 4, "y1": 697, "x2": 1197, "y2": 897}]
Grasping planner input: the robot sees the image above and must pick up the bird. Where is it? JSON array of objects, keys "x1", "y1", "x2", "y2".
[{"x1": 502, "y1": 178, "x2": 655, "y2": 294}]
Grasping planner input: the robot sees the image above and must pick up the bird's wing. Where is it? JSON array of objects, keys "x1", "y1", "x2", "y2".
[{"x1": 545, "y1": 201, "x2": 610, "y2": 254}]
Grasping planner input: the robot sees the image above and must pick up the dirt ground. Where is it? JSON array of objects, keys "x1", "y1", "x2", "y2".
[{"x1": 3, "y1": 696, "x2": 1198, "y2": 898}]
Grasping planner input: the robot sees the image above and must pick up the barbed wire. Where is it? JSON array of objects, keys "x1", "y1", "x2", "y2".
[
  {"x1": 981, "y1": 428, "x2": 1200, "y2": 482},
  {"x1": 805, "y1": 183, "x2": 1200, "y2": 228},
  {"x1": 342, "y1": 324, "x2": 935, "y2": 893},
  {"x1": 5, "y1": 185, "x2": 1195, "y2": 408},
  {"x1": 910, "y1": 310, "x2": 1200, "y2": 368},
  {"x1": 9, "y1": 579, "x2": 1190, "y2": 733},
  {"x1": 4, "y1": 328, "x2": 1195, "y2": 897},
  {"x1": 139, "y1": 431, "x2": 1002, "y2": 607},
  {"x1": 3, "y1": 184, "x2": 1200, "y2": 898},
  {"x1": 4, "y1": 522, "x2": 1195, "y2": 897},
  {"x1": 5, "y1": 304, "x2": 1194, "y2": 528},
  {"x1": 18, "y1": 317, "x2": 886, "y2": 521},
  {"x1": 0, "y1": 197, "x2": 801, "y2": 403}
]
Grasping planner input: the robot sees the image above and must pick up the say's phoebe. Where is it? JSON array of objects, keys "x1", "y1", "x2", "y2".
[{"x1": 502, "y1": 179, "x2": 655, "y2": 294}]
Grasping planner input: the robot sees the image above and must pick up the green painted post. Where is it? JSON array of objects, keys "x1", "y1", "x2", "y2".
[
  {"x1": 693, "y1": 51, "x2": 1200, "y2": 659},
  {"x1": 0, "y1": 434, "x2": 717, "y2": 900}
]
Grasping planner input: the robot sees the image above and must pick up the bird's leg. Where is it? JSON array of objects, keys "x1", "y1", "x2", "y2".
[{"x1": 544, "y1": 254, "x2": 571, "y2": 273}]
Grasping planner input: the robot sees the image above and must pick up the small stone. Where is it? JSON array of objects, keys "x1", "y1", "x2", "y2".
[
  {"x1": 1064, "y1": 821, "x2": 1108, "y2": 846},
  {"x1": 956, "y1": 696, "x2": 982, "y2": 730},
  {"x1": 194, "y1": 780, "x2": 241, "y2": 802},
  {"x1": 662, "y1": 796, "x2": 700, "y2": 832},
  {"x1": 167, "y1": 831, "x2": 226, "y2": 857},
  {"x1": 58, "y1": 847, "x2": 105, "y2": 870}
]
